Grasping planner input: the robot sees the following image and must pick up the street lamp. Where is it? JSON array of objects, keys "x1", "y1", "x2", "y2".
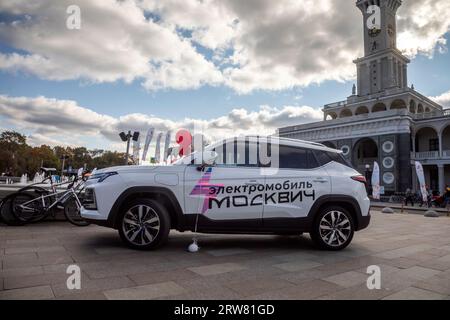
[
  {"x1": 60, "y1": 155, "x2": 70, "y2": 177},
  {"x1": 365, "y1": 164, "x2": 371, "y2": 180},
  {"x1": 119, "y1": 131, "x2": 140, "y2": 165},
  {"x1": 365, "y1": 164, "x2": 371, "y2": 194}
]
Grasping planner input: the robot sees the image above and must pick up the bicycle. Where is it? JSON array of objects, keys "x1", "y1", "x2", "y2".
[{"x1": 7, "y1": 169, "x2": 90, "y2": 226}]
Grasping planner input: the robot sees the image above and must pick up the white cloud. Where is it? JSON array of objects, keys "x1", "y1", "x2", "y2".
[
  {"x1": 0, "y1": 0, "x2": 449, "y2": 93},
  {"x1": 27, "y1": 133, "x2": 72, "y2": 147},
  {"x1": 0, "y1": 0, "x2": 222, "y2": 88},
  {"x1": 0, "y1": 95, "x2": 322, "y2": 149},
  {"x1": 430, "y1": 90, "x2": 450, "y2": 108},
  {"x1": 397, "y1": 0, "x2": 450, "y2": 58}
]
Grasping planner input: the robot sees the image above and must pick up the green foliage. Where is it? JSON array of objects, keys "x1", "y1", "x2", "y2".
[{"x1": 0, "y1": 130, "x2": 125, "y2": 176}]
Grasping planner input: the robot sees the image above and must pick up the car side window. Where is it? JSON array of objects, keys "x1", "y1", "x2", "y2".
[
  {"x1": 279, "y1": 145, "x2": 319, "y2": 169},
  {"x1": 312, "y1": 150, "x2": 331, "y2": 167},
  {"x1": 327, "y1": 151, "x2": 352, "y2": 167},
  {"x1": 213, "y1": 139, "x2": 258, "y2": 167}
]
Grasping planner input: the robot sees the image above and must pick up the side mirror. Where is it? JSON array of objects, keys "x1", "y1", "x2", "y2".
[
  {"x1": 195, "y1": 151, "x2": 218, "y2": 170},
  {"x1": 202, "y1": 151, "x2": 218, "y2": 166}
]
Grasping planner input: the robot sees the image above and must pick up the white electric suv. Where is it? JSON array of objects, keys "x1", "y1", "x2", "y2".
[{"x1": 81, "y1": 136, "x2": 370, "y2": 251}]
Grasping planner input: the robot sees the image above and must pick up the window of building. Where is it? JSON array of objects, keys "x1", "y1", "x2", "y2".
[{"x1": 429, "y1": 139, "x2": 439, "y2": 152}]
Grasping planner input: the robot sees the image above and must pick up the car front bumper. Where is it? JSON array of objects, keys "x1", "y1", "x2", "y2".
[{"x1": 80, "y1": 207, "x2": 112, "y2": 227}]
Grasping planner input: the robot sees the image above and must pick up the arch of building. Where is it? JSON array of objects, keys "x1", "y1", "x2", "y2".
[
  {"x1": 390, "y1": 99, "x2": 407, "y2": 110},
  {"x1": 372, "y1": 103, "x2": 387, "y2": 113},
  {"x1": 355, "y1": 106, "x2": 369, "y2": 115},
  {"x1": 439, "y1": 122, "x2": 450, "y2": 156},
  {"x1": 340, "y1": 109, "x2": 353, "y2": 118},
  {"x1": 414, "y1": 126, "x2": 439, "y2": 152},
  {"x1": 417, "y1": 103, "x2": 424, "y2": 113},
  {"x1": 412, "y1": 123, "x2": 450, "y2": 194},
  {"x1": 326, "y1": 112, "x2": 338, "y2": 120},
  {"x1": 441, "y1": 125, "x2": 450, "y2": 152},
  {"x1": 352, "y1": 137, "x2": 379, "y2": 172},
  {"x1": 409, "y1": 100, "x2": 416, "y2": 113},
  {"x1": 425, "y1": 107, "x2": 431, "y2": 113}
]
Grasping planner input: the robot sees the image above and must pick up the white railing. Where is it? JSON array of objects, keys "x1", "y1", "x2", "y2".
[
  {"x1": 413, "y1": 111, "x2": 443, "y2": 119},
  {"x1": 324, "y1": 100, "x2": 346, "y2": 109},
  {"x1": 411, "y1": 151, "x2": 439, "y2": 159},
  {"x1": 412, "y1": 108, "x2": 450, "y2": 120},
  {"x1": 442, "y1": 150, "x2": 450, "y2": 158}
]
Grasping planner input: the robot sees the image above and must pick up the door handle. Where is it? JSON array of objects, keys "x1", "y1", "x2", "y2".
[
  {"x1": 245, "y1": 180, "x2": 259, "y2": 186},
  {"x1": 313, "y1": 177, "x2": 328, "y2": 183}
]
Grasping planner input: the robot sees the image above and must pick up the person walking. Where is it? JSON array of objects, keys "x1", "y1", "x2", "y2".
[
  {"x1": 404, "y1": 188, "x2": 414, "y2": 207},
  {"x1": 419, "y1": 186, "x2": 432, "y2": 208},
  {"x1": 442, "y1": 185, "x2": 450, "y2": 208}
]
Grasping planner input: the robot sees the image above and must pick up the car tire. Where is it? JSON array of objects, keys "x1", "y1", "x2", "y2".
[
  {"x1": 310, "y1": 206, "x2": 354, "y2": 251},
  {"x1": 118, "y1": 198, "x2": 170, "y2": 250}
]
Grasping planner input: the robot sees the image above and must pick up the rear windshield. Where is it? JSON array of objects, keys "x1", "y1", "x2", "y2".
[{"x1": 312, "y1": 150, "x2": 353, "y2": 168}]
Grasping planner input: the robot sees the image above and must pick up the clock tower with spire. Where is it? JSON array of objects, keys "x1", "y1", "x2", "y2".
[
  {"x1": 354, "y1": 0, "x2": 409, "y2": 96},
  {"x1": 279, "y1": 0, "x2": 446, "y2": 195}
]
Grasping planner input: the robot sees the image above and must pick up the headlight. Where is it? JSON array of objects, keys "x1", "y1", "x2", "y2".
[
  {"x1": 83, "y1": 188, "x2": 97, "y2": 210},
  {"x1": 88, "y1": 171, "x2": 118, "y2": 183}
]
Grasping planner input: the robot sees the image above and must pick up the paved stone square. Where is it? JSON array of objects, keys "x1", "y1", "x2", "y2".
[{"x1": 1, "y1": 210, "x2": 450, "y2": 300}]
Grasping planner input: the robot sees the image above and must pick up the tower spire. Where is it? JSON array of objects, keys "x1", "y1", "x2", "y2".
[{"x1": 354, "y1": 0, "x2": 409, "y2": 96}]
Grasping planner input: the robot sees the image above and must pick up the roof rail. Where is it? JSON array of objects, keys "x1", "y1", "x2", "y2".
[{"x1": 244, "y1": 135, "x2": 326, "y2": 148}]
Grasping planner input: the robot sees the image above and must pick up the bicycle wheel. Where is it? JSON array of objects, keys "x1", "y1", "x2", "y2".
[
  {"x1": 10, "y1": 192, "x2": 48, "y2": 223},
  {"x1": 1, "y1": 195, "x2": 25, "y2": 226},
  {"x1": 64, "y1": 196, "x2": 90, "y2": 227}
]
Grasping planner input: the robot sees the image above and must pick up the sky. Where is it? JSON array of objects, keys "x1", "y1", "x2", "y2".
[{"x1": 0, "y1": 0, "x2": 450, "y2": 152}]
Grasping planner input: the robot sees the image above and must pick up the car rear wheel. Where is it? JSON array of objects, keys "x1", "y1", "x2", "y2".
[
  {"x1": 310, "y1": 206, "x2": 354, "y2": 251},
  {"x1": 118, "y1": 198, "x2": 170, "y2": 250}
]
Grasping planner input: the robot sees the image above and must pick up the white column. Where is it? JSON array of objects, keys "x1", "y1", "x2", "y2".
[
  {"x1": 403, "y1": 64, "x2": 408, "y2": 88},
  {"x1": 388, "y1": 57, "x2": 394, "y2": 87},
  {"x1": 439, "y1": 133, "x2": 443, "y2": 158},
  {"x1": 438, "y1": 164, "x2": 445, "y2": 194},
  {"x1": 395, "y1": 59, "x2": 399, "y2": 87},
  {"x1": 357, "y1": 64, "x2": 361, "y2": 95},
  {"x1": 377, "y1": 59, "x2": 382, "y2": 91}
]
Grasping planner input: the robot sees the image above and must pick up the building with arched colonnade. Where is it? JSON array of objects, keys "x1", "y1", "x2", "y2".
[{"x1": 278, "y1": 0, "x2": 449, "y2": 195}]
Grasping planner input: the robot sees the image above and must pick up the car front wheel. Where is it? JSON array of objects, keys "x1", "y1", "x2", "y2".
[
  {"x1": 310, "y1": 206, "x2": 354, "y2": 251},
  {"x1": 118, "y1": 198, "x2": 170, "y2": 250}
]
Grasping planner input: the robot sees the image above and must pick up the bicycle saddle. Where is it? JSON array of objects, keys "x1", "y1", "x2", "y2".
[{"x1": 32, "y1": 188, "x2": 49, "y2": 195}]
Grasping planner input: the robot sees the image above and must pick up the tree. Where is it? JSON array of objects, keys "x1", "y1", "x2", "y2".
[
  {"x1": 0, "y1": 130, "x2": 128, "y2": 176},
  {"x1": 0, "y1": 131, "x2": 26, "y2": 149},
  {"x1": 0, "y1": 131, "x2": 28, "y2": 175}
]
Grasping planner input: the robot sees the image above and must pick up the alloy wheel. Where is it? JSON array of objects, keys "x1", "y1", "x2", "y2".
[
  {"x1": 122, "y1": 204, "x2": 160, "y2": 246},
  {"x1": 318, "y1": 210, "x2": 352, "y2": 247}
]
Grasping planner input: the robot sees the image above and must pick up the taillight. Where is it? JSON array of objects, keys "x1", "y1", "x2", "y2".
[{"x1": 351, "y1": 175, "x2": 367, "y2": 184}]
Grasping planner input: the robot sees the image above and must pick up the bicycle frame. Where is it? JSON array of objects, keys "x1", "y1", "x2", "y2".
[{"x1": 18, "y1": 188, "x2": 82, "y2": 214}]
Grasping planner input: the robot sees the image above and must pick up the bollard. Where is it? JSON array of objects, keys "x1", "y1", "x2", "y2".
[
  {"x1": 382, "y1": 207, "x2": 395, "y2": 214},
  {"x1": 424, "y1": 210, "x2": 440, "y2": 218}
]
